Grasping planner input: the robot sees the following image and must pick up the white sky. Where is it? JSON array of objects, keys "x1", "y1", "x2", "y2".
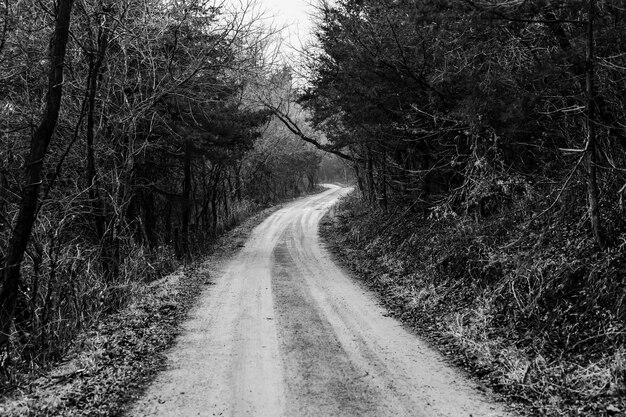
[{"x1": 258, "y1": 0, "x2": 318, "y2": 49}]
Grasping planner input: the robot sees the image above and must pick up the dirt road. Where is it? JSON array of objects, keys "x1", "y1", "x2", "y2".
[{"x1": 130, "y1": 185, "x2": 512, "y2": 417}]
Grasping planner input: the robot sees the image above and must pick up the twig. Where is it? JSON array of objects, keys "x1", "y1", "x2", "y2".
[{"x1": 525, "y1": 152, "x2": 585, "y2": 224}]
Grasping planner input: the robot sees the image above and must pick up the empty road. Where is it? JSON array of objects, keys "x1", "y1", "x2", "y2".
[{"x1": 130, "y1": 185, "x2": 511, "y2": 417}]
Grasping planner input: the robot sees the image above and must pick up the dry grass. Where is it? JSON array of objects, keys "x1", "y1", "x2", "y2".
[{"x1": 321, "y1": 193, "x2": 626, "y2": 416}]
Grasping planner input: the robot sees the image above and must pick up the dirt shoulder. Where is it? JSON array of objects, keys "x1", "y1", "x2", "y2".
[{"x1": 0, "y1": 205, "x2": 282, "y2": 417}]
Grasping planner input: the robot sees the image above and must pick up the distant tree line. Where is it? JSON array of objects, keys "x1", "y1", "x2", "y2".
[
  {"x1": 302, "y1": 0, "x2": 626, "y2": 247},
  {"x1": 0, "y1": 0, "x2": 320, "y2": 363}
]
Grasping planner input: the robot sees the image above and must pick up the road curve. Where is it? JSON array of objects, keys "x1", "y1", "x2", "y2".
[{"x1": 130, "y1": 185, "x2": 512, "y2": 417}]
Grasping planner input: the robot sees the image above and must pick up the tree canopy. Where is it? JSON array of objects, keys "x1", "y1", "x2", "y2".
[
  {"x1": 0, "y1": 0, "x2": 322, "y2": 361},
  {"x1": 302, "y1": 0, "x2": 626, "y2": 242}
]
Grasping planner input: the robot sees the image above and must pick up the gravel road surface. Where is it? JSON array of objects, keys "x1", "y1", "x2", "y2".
[{"x1": 130, "y1": 185, "x2": 512, "y2": 417}]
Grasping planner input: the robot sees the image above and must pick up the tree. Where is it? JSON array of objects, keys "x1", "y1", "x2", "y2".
[
  {"x1": 0, "y1": 0, "x2": 75, "y2": 347},
  {"x1": 303, "y1": 0, "x2": 626, "y2": 244}
]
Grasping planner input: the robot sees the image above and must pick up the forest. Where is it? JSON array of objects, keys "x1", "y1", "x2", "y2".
[
  {"x1": 1, "y1": 0, "x2": 626, "y2": 415},
  {"x1": 0, "y1": 0, "x2": 324, "y2": 381}
]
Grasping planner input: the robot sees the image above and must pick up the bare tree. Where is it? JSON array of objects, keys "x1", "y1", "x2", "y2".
[{"x1": 0, "y1": 0, "x2": 75, "y2": 347}]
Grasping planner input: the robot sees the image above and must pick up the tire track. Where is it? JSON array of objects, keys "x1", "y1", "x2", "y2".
[{"x1": 130, "y1": 185, "x2": 512, "y2": 417}]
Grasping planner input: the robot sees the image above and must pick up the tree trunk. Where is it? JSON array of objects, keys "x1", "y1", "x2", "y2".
[
  {"x1": 354, "y1": 162, "x2": 365, "y2": 197},
  {"x1": 181, "y1": 138, "x2": 192, "y2": 259},
  {"x1": 380, "y1": 148, "x2": 388, "y2": 211},
  {"x1": 223, "y1": 182, "x2": 229, "y2": 224},
  {"x1": 0, "y1": 170, "x2": 8, "y2": 235},
  {"x1": 0, "y1": 0, "x2": 74, "y2": 347},
  {"x1": 211, "y1": 170, "x2": 221, "y2": 235},
  {"x1": 585, "y1": 0, "x2": 604, "y2": 249},
  {"x1": 85, "y1": 23, "x2": 114, "y2": 277},
  {"x1": 366, "y1": 148, "x2": 375, "y2": 203},
  {"x1": 235, "y1": 166, "x2": 242, "y2": 202},
  {"x1": 85, "y1": 23, "x2": 108, "y2": 243}
]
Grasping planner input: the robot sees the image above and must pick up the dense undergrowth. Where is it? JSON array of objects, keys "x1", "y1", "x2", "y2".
[
  {"x1": 0, "y1": 202, "x2": 287, "y2": 416},
  {"x1": 0, "y1": 197, "x2": 270, "y2": 394},
  {"x1": 322, "y1": 193, "x2": 626, "y2": 416}
]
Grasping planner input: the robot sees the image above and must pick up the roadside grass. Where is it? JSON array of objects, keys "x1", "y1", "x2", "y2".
[
  {"x1": 320, "y1": 193, "x2": 626, "y2": 417},
  {"x1": 0, "y1": 204, "x2": 282, "y2": 417}
]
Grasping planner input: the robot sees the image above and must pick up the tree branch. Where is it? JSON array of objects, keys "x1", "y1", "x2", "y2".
[{"x1": 265, "y1": 105, "x2": 356, "y2": 162}]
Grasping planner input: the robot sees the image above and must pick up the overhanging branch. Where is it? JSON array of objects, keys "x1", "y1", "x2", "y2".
[{"x1": 265, "y1": 105, "x2": 356, "y2": 162}]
